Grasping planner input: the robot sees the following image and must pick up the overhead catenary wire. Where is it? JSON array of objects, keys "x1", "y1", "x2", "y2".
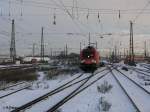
[
  {"x1": 132, "y1": 1, "x2": 150, "y2": 23},
  {"x1": 1, "y1": 0, "x2": 150, "y2": 54},
  {"x1": 51, "y1": 0, "x2": 89, "y2": 36},
  {"x1": 2, "y1": 0, "x2": 150, "y2": 15}
]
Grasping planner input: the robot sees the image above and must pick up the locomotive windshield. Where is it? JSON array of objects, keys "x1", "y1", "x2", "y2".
[{"x1": 82, "y1": 48, "x2": 95, "y2": 59}]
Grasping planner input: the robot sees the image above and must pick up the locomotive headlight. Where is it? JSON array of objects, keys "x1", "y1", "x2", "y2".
[{"x1": 91, "y1": 59, "x2": 96, "y2": 63}]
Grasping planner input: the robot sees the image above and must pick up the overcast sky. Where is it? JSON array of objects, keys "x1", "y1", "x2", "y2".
[{"x1": 0, "y1": 0, "x2": 150, "y2": 56}]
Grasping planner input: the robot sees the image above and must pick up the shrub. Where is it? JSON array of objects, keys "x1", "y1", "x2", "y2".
[
  {"x1": 0, "y1": 70, "x2": 37, "y2": 82},
  {"x1": 97, "y1": 81, "x2": 113, "y2": 94},
  {"x1": 46, "y1": 68, "x2": 79, "y2": 80},
  {"x1": 98, "y1": 97, "x2": 111, "y2": 112}
]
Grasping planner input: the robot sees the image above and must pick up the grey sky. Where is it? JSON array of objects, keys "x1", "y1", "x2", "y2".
[{"x1": 0, "y1": 0, "x2": 150, "y2": 56}]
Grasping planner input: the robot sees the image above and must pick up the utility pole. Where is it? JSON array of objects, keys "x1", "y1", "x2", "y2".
[
  {"x1": 65, "y1": 44, "x2": 68, "y2": 57},
  {"x1": 72, "y1": 0, "x2": 78, "y2": 19},
  {"x1": 72, "y1": 0, "x2": 75, "y2": 19},
  {"x1": 144, "y1": 41, "x2": 147, "y2": 57},
  {"x1": 88, "y1": 32, "x2": 91, "y2": 46},
  {"x1": 127, "y1": 50, "x2": 129, "y2": 57},
  {"x1": 96, "y1": 41, "x2": 97, "y2": 49},
  {"x1": 50, "y1": 48, "x2": 53, "y2": 58},
  {"x1": 114, "y1": 45, "x2": 117, "y2": 62},
  {"x1": 41, "y1": 27, "x2": 44, "y2": 62},
  {"x1": 80, "y1": 42, "x2": 81, "y2": 52},
  {"x1": 129, "y1": 21, "x2": 135, "y2": 66},
  {"x1": 64, "y1": 46, "x2": 66, "y2": 57},
  {"x1": 32, "y1": 43, "x2": 35, "y2": 57},
  {"x1": 124, "y1": 48, "x2": 126, "y2": 59},
  {"x1": 10, "y1": 19, "x2": 16, "y2": 63}
]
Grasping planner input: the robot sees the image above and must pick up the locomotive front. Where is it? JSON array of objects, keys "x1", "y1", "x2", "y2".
[{"x1": 80, "y1": 46, "x2": 100, "y2": 72}]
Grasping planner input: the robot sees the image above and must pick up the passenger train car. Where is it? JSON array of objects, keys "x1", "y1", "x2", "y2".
[{"x1": 80, "y1": 46, "x2": 100, "y2": 72}]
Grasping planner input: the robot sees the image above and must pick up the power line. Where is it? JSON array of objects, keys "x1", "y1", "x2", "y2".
[
  {"x1": 51, "y1": 0, "x2": 88, "y2": 36},
  {"x1": 2, "y1": 0, "x2": 150, "y2": 14},
  {"x1": 133, "y1": 1, "x2": 150, "y2": 23}
]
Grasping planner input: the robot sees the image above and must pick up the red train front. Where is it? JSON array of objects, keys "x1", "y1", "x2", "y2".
[{"x1": 80, "y1": 46, "x2": 100, "y2": 72}]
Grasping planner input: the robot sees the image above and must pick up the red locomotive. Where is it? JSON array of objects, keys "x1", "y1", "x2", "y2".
[{"x1": 80, "y1": 46, "x2": 100, "y2": 71}]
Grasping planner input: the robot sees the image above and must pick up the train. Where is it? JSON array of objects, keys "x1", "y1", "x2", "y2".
[{"x1": 80, "y1": 46, "x2": 100, "y2": 72}]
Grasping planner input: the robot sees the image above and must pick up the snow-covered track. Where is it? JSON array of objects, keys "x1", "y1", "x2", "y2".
[
  {"x1": 0, "y1": 64, "x2": 35, "y2": 71},
  {"x1": 112, "y1": 67, "x2": 150, "y2": 112},
  {"x1": 139, "y1": 64, "x2": 150, "y2": 71},
  {"x1": 132, "y1": 68, "x2": 150, "y2": 77},
  {"x1": 120, "y1": 65, "x2": 150, "y2": 77},
  {"x1": 135, "y1": 67, "x2": 150, "y2": 73},
  {"x1": 0, "y1": 84, "x2": 31, "y2": 99},
  {"x1": 115, "y1": 68, "x2": 150, "y2": 95},
  {"x1": 46, "y1": 69, "x2": 110, "y2": 112},
  {"x1": 0, "y1": 81, "x2": 27, "y2": 90},
  {"x1": 11, "y1": 68, "x2": 108, "y2": 112},
  {"x1": 110, "y1": 69, "x2": 140, "y2": 112},
  {"x1": 10, "y1": 72, "x2": 88, "y2": 112}
]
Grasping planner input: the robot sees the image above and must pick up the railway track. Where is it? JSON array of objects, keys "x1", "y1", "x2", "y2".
[
  {"x1": 110, "y1": 68, "x2": 140, "y2": 112},
  {"x1": 112, "y1": 66, "x2": 150, "y2": 112},
  {"x1": 0, "y1": 81, "x2": 27, "y2": 90},
  {"x1": 135, "y1": 67, "x2": 150, "y2": 73},
  {"x1": 0, "y1": 84, "x2": 31, "y2": 99},
  {"x1": 119, "y1": 65, "x2": 150, "y2": 77},
  {"x1": 0, "y1": 72, "x2": 84, "y2": 100},
  {"x1": 0, "y1": 65, "x2": 35, "y2": 70},
  {"x1": 46, "y1": 68, "x2": 110, "y2": 112},
  {"x1": 11, "y1": 68, "x2": 109, "y2": 112},
  {"x1": 139, "y1": 64, "x2": 150, "y2": 71},
  {"x1": 10, "y1": 72, "x2": 88, "y2": 112},
  {"x1": 131, "y1": 67, "x2": 150, "y2": 77}
]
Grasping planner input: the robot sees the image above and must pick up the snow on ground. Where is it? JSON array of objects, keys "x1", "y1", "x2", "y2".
[
  {"x1": 25, "y1": 79, "x2": 85, "y2": 112},
  {"x1": 0, "y1": 64, "x2": 33, "y2": 68},
  {"x1": 0, "y1": 64, "x2": 150, "y2": 112},
  {"x1": 113, "y1": 69, "x2": 150, "y2": 112},
  {"x1": 136, "y1": 64, "x2": 148, "y2": 70},
  {"x1": 61, "y1": 71, "x2": 136, "y2": 112},
  {"x1": 119, "y1": 65, "x2": 150, "y2": 92},
  {"x1": 0, "y1": 82, "x2": 30, "y2": 97},
  {"x1": 24, "y1": 69, "x2": 108, "y2": 112},
  {"x1": 0, "y1": 71, "x2": 91, "y2": 112}
]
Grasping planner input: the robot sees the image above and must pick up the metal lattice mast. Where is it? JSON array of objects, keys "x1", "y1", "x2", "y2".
[
  {"x1": 41, "y1": 27, "x2": 44, "y2": 61},
  {"x1": 144, "y1": 41, "x2": 147, "y2": 57},
  {"x1": 129, "y1": 21, "x2": 135, "y2": 65},
  {"x1": 66, "y1": 44, "x2": 68, "y2": 56},
  {"x1": 10, "y1": 19, "x2": 16, "y2": 62},
  {"x1": 32, "y1": 43, "x2": 35, "y2": 57},
  {"x1": 80, "y1": 42, "x2": 81, "y2": 52},
  {"x1": 88, "y1": 32, "x2": 90, "y2": 46}
]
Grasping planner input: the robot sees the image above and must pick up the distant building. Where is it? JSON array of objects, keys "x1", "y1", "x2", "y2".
[
  {"x1": 23, "y1": 56, "x2": 50, "y2": 63},
  {"x1": 0, "y1": 55, "x2": 12, "y2": 64}
]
